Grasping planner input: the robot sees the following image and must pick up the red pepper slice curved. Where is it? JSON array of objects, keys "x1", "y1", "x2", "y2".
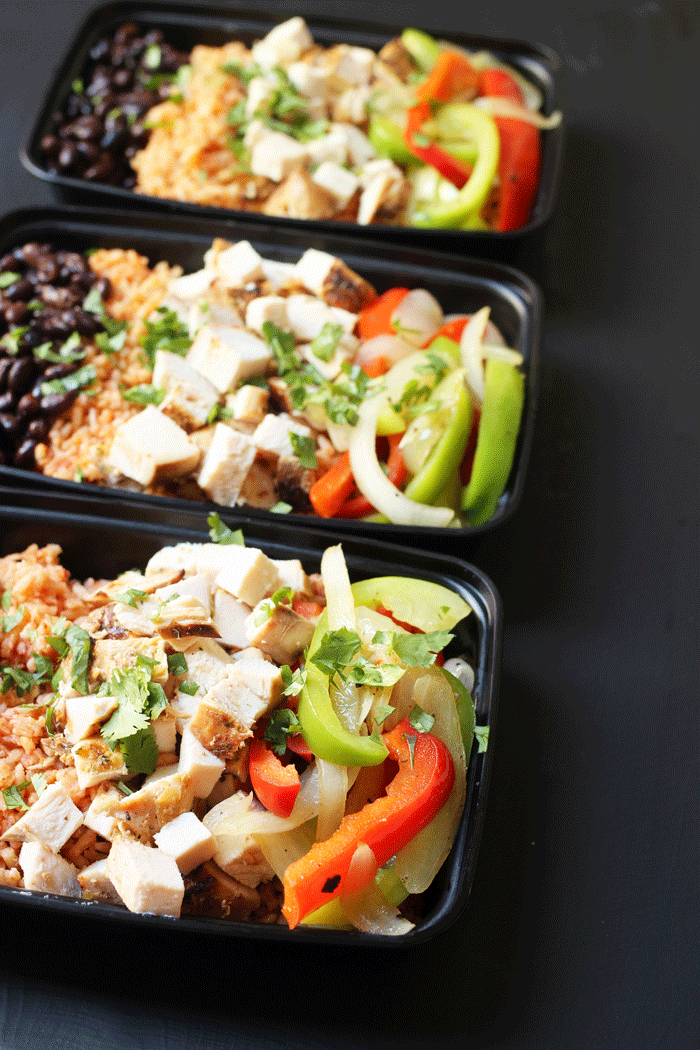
[
  {"x1": 249, "y1": 737, "x2": 301, "y2": 819},
  {"x1": 281, "y1": 719, "x2": 455, "y2": 928},
  {"x1": 335, "y1": 434, "x2": 407, "y2": 519},
  {"x1": 480, "y1": 69, "x2": 541, "y2": 232},
  {"x1": 357, "y1": 287, "x2": 410, "y2": 340},
  {"x1": 404, "y1": 101, "x2": 472, "y2": 189}
]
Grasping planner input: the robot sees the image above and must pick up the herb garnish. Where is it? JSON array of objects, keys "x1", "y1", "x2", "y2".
[{"x1": 208, "y1": 512, "x2": 244, "y2": 546}]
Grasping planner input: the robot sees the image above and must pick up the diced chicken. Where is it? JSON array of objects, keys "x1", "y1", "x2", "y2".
[
  {"x1": 245, "y1": 295, "x2": 288, "y2": 335},
  {"x1": 295, "y1": 249, "x2": 376, "y2": 313},
  {"x1": 212, "y1": 589, "x2": 254, "y2": 649},
  {"x1": 152, "y1": 350, "x2": 219, "y2": 433},
  {"x1": 311, "y1": 161, "x2": 360, "y2": 208},
  {"x1": 334, "y1": 46, "x2": 376, "y2": 86},
  {"x1": 263, "y1": 166, "x2": 337, "y2": 221},
  {"x1": 203, "y1": 791, "x2": 275, "y2": 887},
  {"x1": 286, "y1": 60, "x2": 329, "y2": 103},
  {"x1": 358, "y1": 161, "x2": 410, "y2": 225},
  {"x1": 187, "y1": 325, "x2": 272, "y2": 394},
  {"x1": 252, "y1": 16, "x2": 314, "y2": 69},
  {"x1": 170, "y1": 688, "x2": 201, "y2": 735},
  {"x1": 229, "y1": 384, "x2": 269, "y2": 423},
  {"x1": 154, "y1": 811, "x2": 217, "y2": 874},
  {"x1": 334, "y1": 122, "x2": 377, "y2": 166},
  {"x1": 299, "y1": 340, "x2": 352, "y2": 382},
  {"x1": 142, "y1": 762, "x2": 179, "y2": 787},
  {"x1": 188, "y1": 425, "x2": 216, "y2": 458},
  {"x1": 188, "y1": 696, "x2": 251, "y2": 762},
  {"x1": 284, "y1": 294, "x2": 357, "y2": 341},
  {"x1": 19, "y1": 841, "x2": 81, "y2": 897},
  {"x1": 178, "y1": 725, "x2": 226, "y2": 798},
  {"x1": 64, "y1": 693, "x2": 118, "y2": 745},
  {"x1": 77, "y1": 858, "x2": 122, "y2": 903},
  {"x1": 175, "y1": 639, "x2": 235, "y2": 693},
  {"x1": 260, "y1": 258, "x2": 298, "y2": 290},
  {"x1": 107, "y1": 405, "x2": 200, "y2": 487},
  {"x1": 197, "y1": 422, "x2": 257, "y2": 507},
  {"x1": 100, "y1": 566, "x2": 184, "y2": 600},
  {"x1": 90, "y1": 636, "x2": 169, "y2": 686},
  {"x1": 214, "y1": 547, "x2": 280, "y2": 608},
  {"x1": 168, "y1": 268, "x2": 214, "y2": 301},
  {"x1": 1, "y1": 782, "x2": 83, "y2": 852},
  {"x1": 152, "y1": 710, "x2": 177, "y2": 754},
  {"x1": 189, "y1": 860, "x2": 261, "y2": 918},
  {"x1": 275, "y1": 455, "x2": 317, "y2": 513},
  {"x1": 154, "y1": 572, "x2": 212, "y2": 615},
  {"x1": 305, "y1": 125, "x2": 349, "y2": 166},
  {"x1": 244, "y1": 75, "x2": 277, "y2": 120},
  {"x1": 152, "y1": 594, "x2": 219, "y2": 646},
  {"x1": 249, "y1": 131, "x2": 311, "y2": 183},
  {"x1": 245, "y1": 602, "x2": 315, "y2": 665},
  {"x1": 252, "y1": 412, "x2": 314, "y2": 461},
  {"x1": 242, "y1": 118, "x2": 268, "y2": 152},
  {"x1": 72, "y1": 737, "x2": 129, "y2": 790},
  {"x1": 228, "y1": 656, "x2": 283, "y2": 705},
  {"x1": 213, "y1": 240, "x2": 265, "y2": 289},
  {"x1": 83, "y1": 785, "x2": 123, "y2": 841},
  {"x1": 377, "y1": 37, "x2": 419, "y2": 81},
  {"x1": 271, "y1": 558, "x2": 313, "y2": 596},
  {"x1": 333, "y1": 84, "x2": 373, "y2": 125},
  {"x1": 294, "y1": 249, "x2": 337, "y2": 297},
  {"x1": 113, "y1": 771, "x2": 195, "y2": 844},
  {"x1": 106, "y1": 836, "x2": 184, "y2": 916},
  {"x1": 237, "y1": 460, "x2": 278, "y2": 510}
]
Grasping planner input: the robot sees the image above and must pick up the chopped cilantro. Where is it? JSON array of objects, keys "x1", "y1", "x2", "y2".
[
  {"x1": 30, "y1": 772, "x2": 47, "y2": 797},
  {"x1": 140, "y1": 306, "x2": 191, "y2": 367},
  {"x1": 310, "y1": 628, "x2": 362, "y2": 678},
  {"x1": 34, "y1": 331, "x2": 86, "y2": 365},
  {"x1": 270, "y1": 502, "x2": 293, "y2": 514},
  {"x1": 74, "y1": 467, "x2": 85, "y2": 483},
  {"x1": 119, "y1": 383, "x2": 165, "y2": 407},
  {"x1": 392, "y1": 630, "x2": 453, "y2": 668},
  {"x1": 41, "y1": 363, "x2": 97, "y2": 397},
  {"x1": 116, "y1": 780, "x2": 133, "y2": 795},
  {"x1": 71, "y1": 78, "x2": 84, "y2": 95},
  {"x1": 1, "y1": 590, "x2": 11, "y2": 611},
  {"x1": 167, "y1": 652, "x2": 188, "y2": 676},
  {"x1": 32, "y1": 653, "x2": 54, "y2": 685},
  {"x1": 221, "y1": 60, "x2": 263, "y2": 85},
  {"x1": 120, "y1": 727, "x2": 158, "y2": 775},
  {"x1": 373, "y1": 702, "x2": 395, "y2": 726},
  {"x1": 0, "y1": 327, "x2": 28, "y2": 355},
  {"x1": 280, "y1": 664, "x2": 307, "y2": 696},
  {"x1": 1, "y1": 606, "x2": 25, "y2": 633},
  {"x1": 207, "y1": 402, "x2": 232, "y2": 425},
  {"x1": 0, "y1": 666, "x2": 36, "y2": 697},
  {"x1": 264, "y1": 707, "x2": 303, "y2": 757},
  {"x1": 65, "y1": 624, "x2": 92, "y2": 695},
  {"x1": 111, "y1": 588, "x2": 148, "y2": 608},
  {"x1": 475, "y1": 725, "x2": 489, "y2": 753},
  {"x1": 310, "y1": 322, "x2": 343, "y2": 362},
  {"x1": 143, "y1": 44, "x2": 161, "y2": 69},
  {"x1": 178, "y1": 680, "x2": 199, "y2": 696},
  {"x1": 409, "y1": 704, "x2": 435, "y2": 734},
  {"x1": 150, "y1": 593, "x2": 177, "y2": 623},
  {"x1": 0, "y1": 271, "x2": 20, "y2": 288},
  {"x1": 46, "y1": 634, "x2": 69, "y2": 658},
  {"x1": 290, "y1": 432, "x2": 317, "y2": 469},
  {"x1": 262, "y1": 321, "x2": 298, "y2": 374},
  {"x1": 403, "y1": 732, "x2": 417, "y2": 767},
  {"x1": 2, "y1": 782, "x2": 29, "y2": 810},
  {"x1": 45, "y1": 703, "x2": 56, "y2": 736},
  {"x1": 208, "y1": 512, "x2": 244, "y2": 546}
]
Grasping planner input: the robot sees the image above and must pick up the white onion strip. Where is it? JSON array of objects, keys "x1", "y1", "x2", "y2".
[
  {"x1": 349, "y1": 392, "x2": 455, "y2": 527},
  {"x1": 340, "y1": 844, "x2": 415, "y2": 935},
  {"x1": 473, "y1": 96, "x2": 563, "y2": 129},
  {"x1": 321, "y1": 544, "x2": 355, "y2": 632},
  {"x1": 316, "y1": 758, "x2": 349, "y2": 842},
  {"x1": 459, "y1": 306, "x2": 491, "y2": 403}
]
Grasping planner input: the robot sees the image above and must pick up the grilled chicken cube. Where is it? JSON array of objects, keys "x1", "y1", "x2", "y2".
[
  {"x1": 64, "y1": 693, "x2": 118, "y2": 745},
  {"x1": 214, "y1": 546, "x2": 280, "y2": 608},
  {"x1": 286, "y1": 60, "x2": 329, "y2": 103},
  {"x1": 178, "y1": 725, "x2": 226, "y2": 798},
  {"x1": 154, "y1": 572, "x2": 212, "y2": 615},
  {"x1": 251, "y1": 16, "x2": 314, "y2": 70},
  {"x1": 1, "y1": 782, "x2": 83, "y2": 852},
  {"x1": 228, "y1": 656, "x2": 284, "y2": 705},
  {"x1": 152, "y1": 710, "x2": 177, "y2": 754},
  {"x1": 249, "y1": 131, "x2": 311, "y2": 183},
  {"x1": 90, "y1": 636, "x2": 170, "y2": 687},
  {"x1": 245, "y1": 602, "x2": 315, "y2": 665},
  {"x1": 284, "y1": 294, "x2": 357, "y2": 341},
  {"x1": 333, "y1": 84, "x2": 373, "y2": 125},
  {"x1": 311, "y1": 161, "x2": 360, "y2": 209},
  {"x1": 263, "y1": 166, "x2": 337, "y2": 220},
  {"x1": 19, "y1": 841, "x2": 81, "y2": 897},
  {"x1": 72, "y1": 737, "x2": 129, "y2": 790},
  {"x1": 305, "y1": 126, "x2": 350, "y2": 166},
  {"x1": 152, "y1": 349, "x2": 219, "y2": 433},
  {"x1": 197, "y1": 423, "x2": 257, "y2": 506},
  {"x1": 154, "y1": 811, "x2": 217, "y2": 875},
  {"x1": 335, "y1": 122, "x2": 377, "y2": 166},
  {"x1": 244, "y1": 294, "x2": 288, "y2": 335},
  {"x1": 212, "y1": 589, "x2": 253, "y2": 649},
  {"x1": 229, "y1": 384, "x2": 269, "y2": 423},
  {"x1": 244, "y1": 75, "x2": 277, "y2": 120},
  {"x1": 106, "y1": 836, "x2": 184, "y2": 917},
  {"x1": 187, "y1": 324, "x2": 272, "y2": 394},
  {"x1": 83, "y1": 785, "x2": 123, "y2": 841},
  {"x1": 113, "y1": 771, "x2": 195, "y2": 844},
  {"x1": 271, "y1": 558, "x2": 313, "y2": 596},
  {"x1": 334, "y1": 45, "x2": 376, "y2": 86},
  {"x1": 213, "y1": 240, "x2": 265, "y2": 288},
  {"x1": 107, "y1": 405, "x2": 200, "y2": 487},
  {"x1": 168, "y1": 268, "x2": 214, "y2": 301},
  {"x1": 237, "y1": 460, "x2": 278, "y2": 510},
  {"x1": 203, "y1": 791, "x2": 275, "y2": 887},
  {"x1": 77, "y1": 858, "x2": 122, "y2": 903},
  {"x1": 252, "y1": 412, "x2": 314, "y2": 460}
]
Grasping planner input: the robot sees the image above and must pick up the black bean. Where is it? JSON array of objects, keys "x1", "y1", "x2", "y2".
[
  {"x1": 56, "y1": 251, "x2": 88, "y2": 276},
  {"x1": 89, "y1": 38, "x2": 111, "y2": 63},
  {"x1": 8, "y1": 358, "x2": 37, "y2": 397},
  {"x1": 40, "y1": 133, "x2": 61, "y2": 157},
  {"x1": 0, "y1": 358, "x2": 12, "y2": 392},
  {"x1": 69, "y1": 115, "x2": 104, "y2": 141},
  {"x1": 40, "y1": 389, "x2": 79, "y2": 417},
  {"x1": 4, "y1": 277, "x2": 33, "y2": 302},
  {"x1": 39, "y1": 286, "x2": 78, "y2": 309},
  {"x1": 0, "y1": 391, "x2": 16, "y2": 413},
  {"x1": 34, "y1": 255, "x2": 59, "y2": 284},
  {"x1": 105, "y1": 109, "x2": 128, "y2": 133},
  {"x1": 0, "y1": 252, "x2": 16, "y2": 271},
  {"x1": 42, "y1": 363, "x2": 77, "y2": 382},
  {"x1": 73, "y1": 309, "x2": 102, "y2": 336},
  {"x1": 13, "y1": 438, "x2": 38, "y2": 469},
  {"x1": 0, "y1": 411, "x2": 21, "y2": 440},
  {"x1": 27, "y1": 416, "x2": 51, "y2": 442},
  {"x1": 100, "y1": 125, "x2": 128, "y2": 152},
  {"x1": 142, "y1": 29, "x2": 164, "y2": 47},
  {"x1": 93, "y1": 95, "x2": 118, "y2": 119},
  {"x1": 76, "y1": 140, "x2": 101, "y2": 165},
  {"x1": 114, "y1": 23, "x2": 139, "y2": 47},
  {"x1": 112, "y1": 68, "x2": 133, "y2": 90},
  {"x1": 69, "y1": 272, "x2": 95, "y2": 294},
  {"x1": 94, "y1": 276, "x2": 111, "y2": 300},
  {"x1": 84, "y1": 152, "x2": 115, "y2": 181},
  {"x1": 87, "y1": 70, "x2": 111, "y2": 97},
  {"x1": 4, "y1": 301, "x2": 29, "y2": 326},
  {"x1": 16, "y1": 392, "x2": 40, "y2": 421}
]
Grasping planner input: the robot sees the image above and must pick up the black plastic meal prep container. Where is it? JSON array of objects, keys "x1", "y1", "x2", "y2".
[
  {"x1": 21, "y1": 0, "x2": 565, "y2": 249},
  {"x1": 0, "y1": 205, "x2": 541, "y2": 546},
  {"x1": 0, "y1": 490, "x2": 501, "y2": 947}
]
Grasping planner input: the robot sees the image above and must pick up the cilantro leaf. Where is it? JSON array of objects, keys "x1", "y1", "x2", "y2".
[
  {"x1": 1, "y1": 590, "x2": 11, "y2": 611},
  {"x1": 45, "y1": 704, "x2": 56, "y2": 736},
  {"x1": 30, "y1": 772, "x2": 47, "y2": 797},
  {"x1": 146, "y1": 681, "x2": 168, "y2": 720},
  {"x1": 167, "y1": 652, "x2": 188, "y2": 676},
  {"x1": 140, "y1": 306, "x2": 191, "y2": 367},
  {"x1": 2, "y1": 606, "x2": 25, "y2": 632},
  {"x1": 178, "y1": 680, "x2": 199, "y2": 696},
  {"x1": 280, "y1": 664, "x2": 307, "y2": 696},
  {"x1": 409, "y1": 704, "x2": 435, "y2": 734},
  {"x1": 119, "y1": 384, "x2": 164, "y2": 407},
  {"x1": 65, "y1": 624, "x2": 92, "y2": 695},
  {"x1": 112, "y1": 588, "x2": 149, "y2": 608},
  {"x1": 120, "y1": 727, "x2": 158, "y2": 775},
  {"x1": 41, "y1": 364, "x2": 97, "y2": 397},
  {"x1": 310, "y1": 322, "x2": 343, "y2": 363},
  {"x1": 290, "y1": 432, "x2": 317, "y2": 469},
  {"x1": 32, "y1": 653, "x2": 54, "y2": 685},
  {"x1": 310, "y1": 628, "x2": 362, "y2": 679},
  {"x1": 373, "y1": 702, "x2": 394, "y2": 726},
  {"x1": 0, "y1": 665, "x2": 38, "y2": 697},
  {"x1": 208, "y1": 512, "x2": 244, "y2": 546},
  {"x1": 264, "y1": 707, "x2": 302, "y2": 757},
  {"x1": 2, "y1": 783, "x2": 29, "y2": 810},
  {"x1": 270, "y1": 502, "x2": 293, "y2": 514},
  {"x1": 475, "y1": 725, "x2": 489, "y2": 753},
  {"x1": 392, "y1": 630, "x2": 453, "y2": 668}
]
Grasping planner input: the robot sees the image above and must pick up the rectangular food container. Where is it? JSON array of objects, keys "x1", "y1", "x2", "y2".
[
  {"x1": 0, "y1": 205, "x2": 541, "y2": 546},
  {"x1": 0, "y1": 491, "x2": 500, "y2": 946},
  {"x1": 21, "y1": 1, "x2": 565, "y2": 247}
]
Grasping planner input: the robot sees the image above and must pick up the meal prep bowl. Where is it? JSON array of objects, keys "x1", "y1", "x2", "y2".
[
  {"x1": 0, "y1": 491, "x2": 500, "y2": 946},
  {"x1": 21, "y1": 1, "x2": 565, "y2": 247},
  {"x1": 0, "y1": 205, "x2": 541, "y2": 545}
]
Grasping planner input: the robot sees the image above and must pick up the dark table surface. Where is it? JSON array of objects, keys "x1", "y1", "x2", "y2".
[{"x1": 0, "y1": 2, "x2": 698, "y2": 1048}]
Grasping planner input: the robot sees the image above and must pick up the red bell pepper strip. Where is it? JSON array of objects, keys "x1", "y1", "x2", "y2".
[
  {"x1": 361, "y1": 356, "x2": 392, "y2": 378},
  {"x1": 430, "y1": 316, "x2": 471, "y2": 344},
  {"x1": 308, "y1": 452, "x2": 356, "y2": 518},
  {"x1": 292, "y1": 596, "x2": 326, "y2": 620},
  {"x1": 415, "y1": 48, "x2": 481, "y2": 104},
  {"x1": 480, "y1": 68, "x2": 541, "y2": 232},
  {"x1": 357, "y1": 287, "x2": 410, "y2": 340},
  {"x1": 334, "y1": 434, "x2": 407, "y2": 519},
  {"x1": 281, "y1": 718, "x2": 455, "y2": 928},
  {"x1": 404, "y1": 101, "x2": 472, "y2": 189},
  {"x1": 249, "y1": 738, "x2": 301, "y2": 819}
]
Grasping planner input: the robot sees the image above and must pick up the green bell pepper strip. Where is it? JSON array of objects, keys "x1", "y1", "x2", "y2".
[
  {"x1": 403, "y1": 372, "x2": 473, "y2": 506},
  {"x1": 410, "y1": 104, "x2": 500, "y2": 229},
  {"x1": 442, "y1": 669, "x2": 476, "y2": 754},
  {"x1": 375, "y1": 341, "x2": 459, "y2": 437},
  {"x1": 368, "y1": 116, "x2": 416, "y2": 165},
  {"x1": 461, "y1": 358, "x2": 525, "y2": 526},
  {"x1": 400, "y1": 28, "x2": 441, "y2": 72},
  {"x1": 298, "y1": 577, "x2": 471, "y2": 766}
]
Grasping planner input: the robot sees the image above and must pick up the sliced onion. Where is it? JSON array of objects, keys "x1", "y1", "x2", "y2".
[
  {"x1": 321, "y1": 544, "x2": 355, "y2": 632},
  {"x1": 354, "y1": 333, "x2": 416, "y2": 369},
  {"x1": 348, "y1": 392, "x2": 455, "y2": 527},
  {"x1": 442, "y1": 656, "x2": 475, "y2": 694},
  {"x1": 459, "y1": 306, "x2": 491, "y2": 403},
  {"x1": 473, "y1": 95, "x2": 562, "y2": 128},
  {"x1": 393, "y1": 668, "x2": 467, "y2": 894},
  {"x1": 340, "y1": 843, "x2": 415, "y2": 935},
  {"x1": 315, "y1": 758, "x2": 349, "y2": 842},
  {"x1": 390, "y1": 289, "x2": 444, "y2": 348},
  {"x1": 254, "y1": 822, "x2": 315, "y2": 880},
  {"x1": 207, "y1": 763, "x2": 320, "y2": 837}
]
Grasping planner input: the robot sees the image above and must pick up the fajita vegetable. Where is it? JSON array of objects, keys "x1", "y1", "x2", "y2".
[
  {"x1": 1, "y1": 237, "x2": 526, "y2": 529},
  {"x1": 38, "y1": 18, "x2": 560, "y2": 231},
  {"x1": 0, "y1": 537, "x2": 482, "y2": 935}
]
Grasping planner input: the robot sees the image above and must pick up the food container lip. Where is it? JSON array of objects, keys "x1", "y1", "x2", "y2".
[
  {"x1": 20, "y1": 0, "x2": 566, "y2": 242},
  {"x1": 0, "y1": 203, "x2": 541, "y2": 541},
  {"x1": 0, "y1": 496, "x2": 501, "y2": 947}
]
